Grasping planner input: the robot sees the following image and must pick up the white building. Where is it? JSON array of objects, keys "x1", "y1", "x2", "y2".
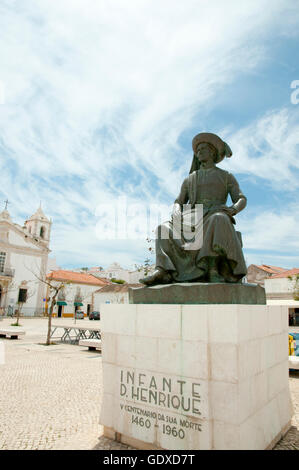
[
  {"x1": 47, "y1": 257, "x2": 61, "y2": 273},
  {"x1": 246, "y1": 264, "x2": 287, "y2": 286},
  {"x1": 265, "y1": 268, "x2": 299, "y2": 326},
  {"x1": 0, "y1": 205, "x2": 52, "y2": 316},
  {"x1": 92, "y1": 262, "x2": 154, "y2": 283},
  {"x1": 93, "y1": 283, "x2": 142, "y2": 307},
  {"x1": 46, "y1": 270, "x2": 110, "y2": 318}
]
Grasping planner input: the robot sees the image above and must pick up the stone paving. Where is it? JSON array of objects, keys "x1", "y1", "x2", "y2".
[
  {"x1": 274, "y1": 372, "x2": 299, "y2": 450},
  {"x1": 0, "y1": 318, "x2": 105, "y2": 450},
  {"x1": 0, "y1": 317, "x2": 298, "y2": 450}
]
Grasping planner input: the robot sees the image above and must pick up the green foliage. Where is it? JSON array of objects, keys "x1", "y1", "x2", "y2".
[
  {"x1": 133, "y1": 237, "x2": 155, "y2": 275},
  {"x1": 111, "y1": 278, "x2": 126, "y2": 284},
  {"x1": 144, "y1": 258, "x2": 151, "y2": 275}
]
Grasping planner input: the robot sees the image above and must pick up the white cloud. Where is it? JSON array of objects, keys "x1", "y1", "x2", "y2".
[
  {"x1": 221, "y1": 108, "x2": 299, "y2": 189},
  {"x1": 244, "y1": 252, "x2": 299, "y2": 270},
  {"x1": 237, "y1": 201, "x2": 299, "y2": 269}
]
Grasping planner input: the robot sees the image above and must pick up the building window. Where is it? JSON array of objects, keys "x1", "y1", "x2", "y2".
[
  {"x1": 289, "y1": 308, "x2": 299, "y2": 327},
  {"x1": 18, "y1": 288, "x2": 27, "y2": 303},
  {"x1": 0, "y1": 252, "x2": 6, "y2": 272},
  {"x1": 40, "y1": 226, "x2": 46, "y2": 239}
]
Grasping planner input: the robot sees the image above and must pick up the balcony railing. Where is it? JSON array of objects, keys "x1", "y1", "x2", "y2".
[{"x1": 0, "y1": 268, "x2": 15, "y2": 277}]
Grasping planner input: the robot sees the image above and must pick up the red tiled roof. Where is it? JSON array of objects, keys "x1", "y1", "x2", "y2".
[
  {"x1": 271, "y1": 268, "x2": 299, "y2": 279},
  {"x1": 94, "y1": 283, "x2": 143, "y2": 293},
  {"x1": 46, "y1": 270, "x2": 111, "y2": 286},
  {"x1": 256, "y1": 265, "x2": 287, "y2": 274}
]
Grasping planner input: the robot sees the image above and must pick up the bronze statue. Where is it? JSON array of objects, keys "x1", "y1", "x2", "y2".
[{"x1": 140, "y1": 132, "x2": 247, "y2": 286}]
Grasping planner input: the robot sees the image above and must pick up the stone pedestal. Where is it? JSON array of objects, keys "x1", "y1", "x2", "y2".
[
  {"x1": 100, "y1": 304, "x2": 292, "y2": 450},
  {"x1": 128, "y1": 282, "x2": 266, "y2": 305}
]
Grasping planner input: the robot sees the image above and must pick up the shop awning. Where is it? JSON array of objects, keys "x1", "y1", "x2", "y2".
[
  {"x1": 57, "y1": 301, "x2": 67, "y2": 306},
  {"x1": 74, "y1": 302, "x2": 83, "y2": 306}
]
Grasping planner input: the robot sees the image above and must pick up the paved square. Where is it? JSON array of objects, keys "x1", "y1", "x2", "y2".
[{"x1": 0, "y1": 318, "x2": 298, "y2": 450}]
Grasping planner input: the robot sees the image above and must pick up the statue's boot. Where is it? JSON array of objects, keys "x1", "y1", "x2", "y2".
[
  {"x1": 209, "y1": 267, "x2": 225, "y2": 283},
  {"x1": 207, "y1": 257, "x2": 225, "y2": 283},
  {"x1": 224, "y1": 274, "x2": 243, "y2": 284},
  {"x1": 139, "y1": 268, "x2": 172, "y2": 286}
]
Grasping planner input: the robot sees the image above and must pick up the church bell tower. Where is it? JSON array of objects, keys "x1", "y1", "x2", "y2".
[{"x1": 24, "y1": 205, "x2": 52, "y2": 247}]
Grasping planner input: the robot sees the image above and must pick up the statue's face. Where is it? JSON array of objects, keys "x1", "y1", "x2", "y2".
[{"x1": 196, "y1": 142, "x2": 216, "y2": 163}]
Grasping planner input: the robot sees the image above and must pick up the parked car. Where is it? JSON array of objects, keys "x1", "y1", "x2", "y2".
[
  {"x1": 75, "y1": 310, "x2": 85, "y2": 319},
  {"x1": 89, "y1": 311, "x2": 100, "y2": 320}
]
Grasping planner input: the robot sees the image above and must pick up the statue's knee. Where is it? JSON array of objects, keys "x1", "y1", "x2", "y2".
[{"x1": 211, "y1": 212, "x2": 228, "y2": 221}]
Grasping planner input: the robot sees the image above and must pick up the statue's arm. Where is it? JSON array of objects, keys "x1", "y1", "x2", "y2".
[
  {"x1": 227, "y1": 173, "x2": 247, "y2": 215},
  {"x1": 173, "y1": 177, "x2": 189, "y2": 216}
]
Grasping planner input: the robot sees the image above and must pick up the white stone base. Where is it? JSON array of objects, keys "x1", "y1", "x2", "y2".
[
  {"x1": 289, "y1": 356, "x2": 299, "y2": 370},
  {"x1": 100, "y1": 304, "x2": 292, "y2": 450}
]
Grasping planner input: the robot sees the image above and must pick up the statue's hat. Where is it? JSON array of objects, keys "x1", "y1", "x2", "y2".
[{"x1": 192, "y1": 132, "x2": 232, "y2": 163}]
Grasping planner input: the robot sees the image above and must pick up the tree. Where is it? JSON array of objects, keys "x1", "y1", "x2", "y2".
[
  {"x1": 73, "y1": 286, "x2": 84, "y2": 324},
  {"x1": 111, "y1": 278, "x2": 126, "y2": 284},
  {"x1": 73, "y1": 287, "x2": 95, "y2": 324},
  {"x1": 29, "y1": 268, "x2": 68, "y2": 345},
  {"x1": 0, "y1": 281, "x2": 16, "y2": 316},
  {"x1": 288, "y1": 274, "x2": 299, "y2": 301},
  {"x1": 134, "y1": 236, "x2": 155, "y2": 275},
  {"x1": 13, "y1": 283, "x2": 36, "y2": 326},
  {"x1": 146, "y1": 236, "x2": 155, "y2": 256},
  {"x1": 44, "y1": 279, "x2": 68, "y2": 345},
  {"x1": 144, "y1": 258, "x2": 151, "y2": 276}
]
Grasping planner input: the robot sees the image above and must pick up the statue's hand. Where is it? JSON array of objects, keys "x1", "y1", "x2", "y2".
[{"x1": 221, "y1": 205, "x2": 237, "y2": 217}]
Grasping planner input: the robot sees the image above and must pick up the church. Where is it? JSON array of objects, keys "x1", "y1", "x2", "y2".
[{"x1": 0, "y1": 204, "x2": 51, "y2": 316}]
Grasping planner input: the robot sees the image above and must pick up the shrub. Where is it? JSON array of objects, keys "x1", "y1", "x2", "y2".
[{"x1": 111, "y1": 278, "x2": 126, "y2": 284}]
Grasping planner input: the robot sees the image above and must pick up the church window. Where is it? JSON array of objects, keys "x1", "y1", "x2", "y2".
[
  {"x1": 18, "y1": 288, "x2": 27, "y2": 303},
  {"x1": 0, "y1": 252, "x2": 6, "y2": 273},
  {"x1": 40, "y1": 226, "x2": 45, "y2": 239}
]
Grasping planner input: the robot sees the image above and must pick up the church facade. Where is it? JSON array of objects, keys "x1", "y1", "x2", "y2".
[{"x1": 0, "y1": 205, "x2": 51, "y2": 316}]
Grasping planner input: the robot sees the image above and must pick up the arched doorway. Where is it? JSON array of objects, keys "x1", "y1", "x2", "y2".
[{"x1": 58, "y1": 305, "x2": 63, "y2": 318}]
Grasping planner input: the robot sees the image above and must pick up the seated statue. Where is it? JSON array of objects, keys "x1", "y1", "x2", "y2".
[{"x1": 140, "y1": 132, "x2": 247, "y2": 286}]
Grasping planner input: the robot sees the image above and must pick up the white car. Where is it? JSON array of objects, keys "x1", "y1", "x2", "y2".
[{"x1": 75, "y1": 310, "x2": 84, "y2": 319}]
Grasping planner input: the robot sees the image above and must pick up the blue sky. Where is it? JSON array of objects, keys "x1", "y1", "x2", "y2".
[{"x1": 0, "y1": 0, "x2": 299, "y2": 270}]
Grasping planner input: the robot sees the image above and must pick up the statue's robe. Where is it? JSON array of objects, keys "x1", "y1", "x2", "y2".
[{"x1": 155, "y1": 167, "x2": 247, "y2": 282}]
